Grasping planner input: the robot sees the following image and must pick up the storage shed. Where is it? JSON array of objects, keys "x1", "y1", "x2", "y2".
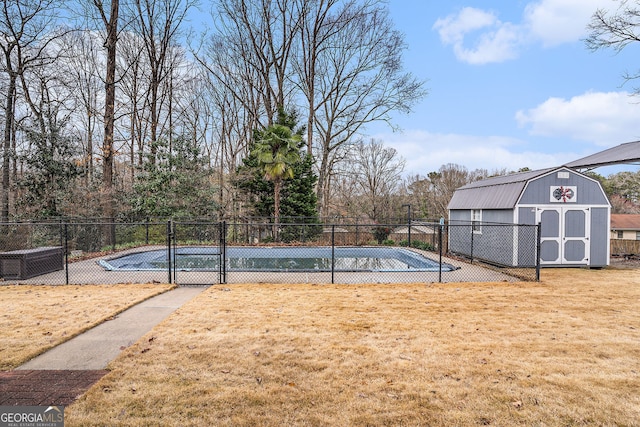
[{"x1": 448, "y1": 167, "x2": 611, "y2": 267}]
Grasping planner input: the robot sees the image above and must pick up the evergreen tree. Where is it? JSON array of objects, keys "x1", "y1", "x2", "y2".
[
  {"x1": 236, "y1": 109, "x2": 320, "y2": 241},
  {"x1": 16, "y1": 119, "x2": 82, "y2": 219},
  {"x1": 252, "y1": 123, "x2": 301, "y2": 236},
  {"x1": 278, "y1": 153, "x2": 321, "y2": 242},
  {"x1": 128, "y1": 136, "x2": 218, "y2": 219}
]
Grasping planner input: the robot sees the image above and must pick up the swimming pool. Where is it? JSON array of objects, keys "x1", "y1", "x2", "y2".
[{"x1": 98, "y1": 246, "x2": 459, "y2": 272}]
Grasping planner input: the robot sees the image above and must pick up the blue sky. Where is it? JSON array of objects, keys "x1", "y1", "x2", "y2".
[{"x1": 368, "y1": 0, "x2": 640, "y2": 177}]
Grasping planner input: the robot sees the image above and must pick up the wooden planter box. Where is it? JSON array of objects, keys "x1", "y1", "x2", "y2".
[{"x1": 0, "y1": 246, "x2": 64, "y2": 279}]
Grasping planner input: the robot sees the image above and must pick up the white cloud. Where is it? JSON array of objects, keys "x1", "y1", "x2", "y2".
[
  {"x1": 524, "y1": 0, "x2": 613, "y2": 47},
  {"x1": 372, "y1": 130, "x2": 564, "y2": 176},
  {"x1": 369, "y1": 90, "x2": 640, "y2": 176},
  {"x1": 433, "y1": 7, "x2": 497, "y2": 45},
  {"x1": 515, "y1": 91, "x2": 640, "y2": 145},
  {"x1": 433, "y1": 7, "x2": 522, "y2": 65},
  {"x1": 434, "y1": 0, "x2": 615, "y2": 64}
]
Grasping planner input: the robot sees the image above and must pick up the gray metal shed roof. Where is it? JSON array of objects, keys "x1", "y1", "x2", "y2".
[
  {"x1": 565, "y1": 140, "x2": 640, "y2": 170},
  {"x1": 448, "y1": 168, "x2": 556, "y2": 210}
]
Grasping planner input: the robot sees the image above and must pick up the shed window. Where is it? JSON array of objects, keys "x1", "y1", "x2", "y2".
[{"x1": 471, "y1": 209, "x2": 482, "y2": 233}]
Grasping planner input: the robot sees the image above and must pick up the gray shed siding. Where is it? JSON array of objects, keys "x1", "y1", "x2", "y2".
[
  {"x1": 449, "y1": 209, "x2": 513, "y2": 224},
  {"x1": 519, "y1": 171, "x2": 608, "y2": 205},
  {"x1": 516, "y1": 206, "x2": 538, "y2": 267},
  {"x1": 448, "y1": 167, "x2": 610, "y2": 268},
  {"x1": 448, "y1": 221, "x2": 537, "y2": 267},
  {"x1": 481, "y1": 210, "x2": 514, "y2": 223},
  {"x1": 517, "y1": 225, "x2": 538, "y2": 267},
  {"x1": 518, "y1": 207, "x2": 536, "y2": 224},
  {"x1": 449, "y1": 210, "x2": 520, "y2": 267},
  {"x1": 590, "y1": 207, "x2": 609, "y2": 266},
  {"x1": 449, "y1": 210, "x2": 469, "y2": 223}
]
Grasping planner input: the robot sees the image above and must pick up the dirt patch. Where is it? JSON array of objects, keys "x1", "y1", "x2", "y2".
[{"x1": 609, "y1": 255, "x2": 640, "y2": 269}]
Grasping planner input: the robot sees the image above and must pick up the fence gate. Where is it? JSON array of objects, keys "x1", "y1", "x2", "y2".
[{"x1": 171, "y1": 221, "x2": 227, "y2": 285}]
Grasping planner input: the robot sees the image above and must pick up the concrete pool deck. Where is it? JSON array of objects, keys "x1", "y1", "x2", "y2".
[{"x1": 0, "y1": 245, "x2": 524, "y2": 285}]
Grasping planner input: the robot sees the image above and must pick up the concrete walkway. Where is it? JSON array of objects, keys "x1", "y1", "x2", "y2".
[{"x1": 18, "y1": 286, "x2": 206, "y2": 370}]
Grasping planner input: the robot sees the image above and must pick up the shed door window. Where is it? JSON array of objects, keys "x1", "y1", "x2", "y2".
[{"x1": 471, "y1": 209, "x2": 482, "y2": 233}]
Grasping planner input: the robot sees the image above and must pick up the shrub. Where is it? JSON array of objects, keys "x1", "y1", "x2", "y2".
[
  {"x1": 371, "y1": 226, "x2": 391, "y2": 244},
  {"x1": 399, "y1": 239, "x2": 435, "y2": 251}
]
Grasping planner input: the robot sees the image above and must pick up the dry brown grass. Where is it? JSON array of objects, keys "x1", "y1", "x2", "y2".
[
  {"x1": 0, "y1": 283, "x2": 174, "y2": 370},
  {"x1": 63, "y1": 268, "x2": 640, "y2": 426}
]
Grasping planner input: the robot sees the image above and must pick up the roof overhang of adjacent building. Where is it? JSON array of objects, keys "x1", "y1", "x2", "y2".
[
  {"x1": 610, "y1": 214, "x2": 640, "y2": 230},
  {"x1": 564, "y1": 141, "x2": 640, "y2": 171}
]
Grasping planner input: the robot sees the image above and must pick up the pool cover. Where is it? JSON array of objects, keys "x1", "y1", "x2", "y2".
[{"x1": 98, "y1": 246, "x2": 459, "y2": 272}]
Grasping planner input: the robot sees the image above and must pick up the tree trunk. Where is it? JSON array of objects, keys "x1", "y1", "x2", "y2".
[
  {"x1": 273, "y1": 179, "x2": 282, "y2": 241},
  {"x1": 102, "y1": 0, "x2": 119, "y2": 244},
  {"x1": 1, "y1": 73, "x2": 16, "y2": 222}
]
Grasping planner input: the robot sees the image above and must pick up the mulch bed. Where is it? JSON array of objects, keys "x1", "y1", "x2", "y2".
[{"x1": 0, "y1": 370, "x2": 108, "y2": 406}]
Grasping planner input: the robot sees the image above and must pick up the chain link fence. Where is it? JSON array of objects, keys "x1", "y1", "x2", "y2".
[{"x1": 0, "y1": 220, "x2": 540, "y2": 285}]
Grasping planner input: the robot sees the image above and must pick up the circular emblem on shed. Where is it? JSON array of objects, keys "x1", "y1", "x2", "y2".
[{"x1": 552, "y1": 186, "x2": 575, "y2": 202}]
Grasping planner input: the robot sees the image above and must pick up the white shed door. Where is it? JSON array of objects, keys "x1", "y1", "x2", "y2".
[{"x1": 536, "y1": 207, "x2": 590, "y2": 265}]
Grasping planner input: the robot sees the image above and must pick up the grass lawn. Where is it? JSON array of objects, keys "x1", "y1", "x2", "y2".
[
  {"x1": 0, "y1": 283, "x2": 174, "y2": 370},
  {"x1": 63, "y1": 268, "x2": 640, "y2": 426},
  {"x1": 3, "y1": 268, "x2": 639, "y2": 425}
]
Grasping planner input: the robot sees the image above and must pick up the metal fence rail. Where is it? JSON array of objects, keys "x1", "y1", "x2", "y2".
[{"x1": 0, "y1": 220, "x2": 540, "y2": 285}]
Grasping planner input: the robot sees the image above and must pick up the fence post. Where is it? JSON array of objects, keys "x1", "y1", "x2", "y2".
[
  {"x1": 438, "y1": 223, "x2": 443, "y2": 283},
  {"x1": 58, "y1": 219, "x2": 64, "y2": 249},
  {"x1": 536, "y1": 223, "x2": 541, "y2": 281},
  {"x1": 166, "y1": 220, "x2": 172, "y2": 284},
  {"x1": 64, "y1": 223, "x2": 69, "y2": 285},
  {"x1": 355, "y1": 223, "x2": 359, "y2": 246},
  {"x1": 221, "y1": 221, "x2": 227, "y2": 284},
  {"x1": 111, "y1": 222, "x2": 116, "y2": 252},
  {"x1": 331, "y1": 224, "x2": 335, "y2": 284},
  {"x1": 173, "y1": 222, "x2": 178, "y2": 284},
  {"x1": 470, "y1": 224, "x2": 475, "y2": 264}
]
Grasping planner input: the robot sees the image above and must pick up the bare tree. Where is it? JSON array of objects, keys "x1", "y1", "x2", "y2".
[
  {"x1": 116, "y1": 31, "x2": 147, "y2": 183},
  {"x1": 129, "y1": 0, "x2": 195, "y2": 164},
  {"x1": 82, "y1": 0, "x2": 120, "y2": 243},
  {"x1": 196, "y1": 0, "x2": 301, "y2": 214},
  {"x1": 607, "y1": 170, "x2": 640, "y2": 203},
  {"x1": 298, "y1": 1, "x2": 426, "y2": 217},
  {"x1": 609, "y1": 193, "x2": 640, "y2": 213},
  {"x1": 60, "y1": 30, "x2": 103, "y2": 183},
  {"x1": 196, "y1": 0, "x2": 303, "y2": 193},
  {"x1": 404, "y1": 174, "x2": 435, "y2": 219},
  {"x1": 348, "y1": 139, "x2": 405, "y2": 221},
  {"x1": 213, "y1": 0, "x2": 299, "y2": 124},
  {"x1": 423, "y1": 164, "x2": 489, "y2": 219},
  {"x1": 0, "y1": 0, "x2": 65, "y2": 221},
  {"x1": 586, "y1": 1, "x2": 640, "y2": 94},
  {"x1": 201, "y1": 0, "x2": 426, "y2": 220},
  {"x1": 192, "y1": 43, "x2": 263, "y2": 217},
  {"x1": 294, "y1": 0, "x2": 339, "y2": 155}
]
